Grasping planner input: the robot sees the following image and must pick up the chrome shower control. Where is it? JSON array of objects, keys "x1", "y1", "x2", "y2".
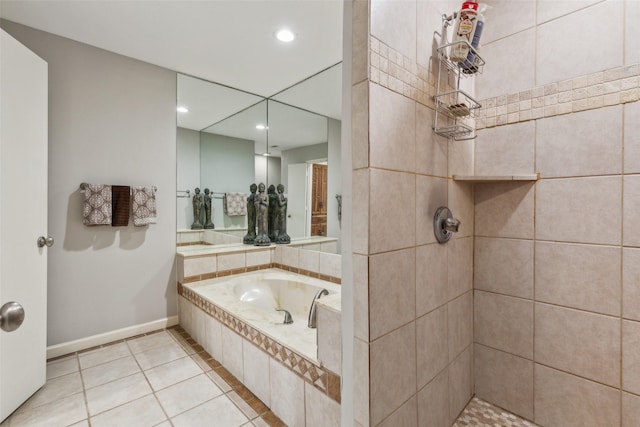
[{"x1": 434, "y1": 207, "x2": 461, "y2": 243}]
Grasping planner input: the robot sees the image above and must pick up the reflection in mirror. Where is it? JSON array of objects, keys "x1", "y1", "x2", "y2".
[
  {"x1": 201, "y1": 100, "x2": 269, "y2": 232},
  {"x1": 177, "y1": 74, "x2": 266, "y2": 234},
  {"x1": 176, "y1": 63, "x2": 342, "y2": 250},
  {"x1": 267, "y1": 100, "x2": 328, "y2": 239}
]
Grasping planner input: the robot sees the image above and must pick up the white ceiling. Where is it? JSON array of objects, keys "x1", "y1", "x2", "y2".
[
  {"x1": 1, "y1": 0, "x2": 343, "y2": 158},
  {"x1": 0, "y1": 0, "x2": 344, "y2": 98}
]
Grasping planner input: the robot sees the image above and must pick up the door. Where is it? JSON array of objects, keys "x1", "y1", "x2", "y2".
[
  {"x1": 0, "y1": 29, "x2": 49, "y2": 421},
  {"x1": 310, "y1": 164, "x2": 327, "y2": 236},
  {"x1": 287, "y1": 163, "x2": 308, "y2": 238}
]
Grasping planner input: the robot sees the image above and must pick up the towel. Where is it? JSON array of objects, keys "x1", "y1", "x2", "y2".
[
  {"x1": 111, "y1": 185, "x2": 131, "y2": 226},
  {"x1": 224, "y1": 192, "x2": 247, "y2": 216},
  {"x1": 80, "y1": 183, "x2": 112, "y2": 226},
  {"x1": 131, "y1": 186, "x2": 157, "y2": 226}
]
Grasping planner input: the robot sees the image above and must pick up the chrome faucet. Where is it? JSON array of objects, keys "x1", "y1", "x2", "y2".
[
  {"x1": 307, "y1": 288, "x2": 329, "y2": 328},
  {"x1": 275, "y1": 308, "x2": 293, "y2": 324}
]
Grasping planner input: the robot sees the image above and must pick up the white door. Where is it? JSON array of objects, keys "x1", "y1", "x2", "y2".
[
  {"x1": 287, "y1": 163, "x2": 308, "y2": 238},
  {"x1": 0, "y1": 29, "x2": 49, "y2": 421}
]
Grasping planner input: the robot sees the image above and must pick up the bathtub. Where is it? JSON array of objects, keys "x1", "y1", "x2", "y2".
[{"x1": 182, "y1": 268, "x2": 341, "y2": 361}]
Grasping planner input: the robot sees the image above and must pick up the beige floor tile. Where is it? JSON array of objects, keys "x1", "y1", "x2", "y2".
[
  {"x1": 81, "y1": 355, "x2": 140, "y2": 389},
  {"x1": 207, "y1": 369, "x2": 233, "y2": 393},
  {"x1": 85, "y1": 372, "x2": 152, "y2": 416},
  {"x1": 46, "y1": 355, "x2": 79, "y2": 380},
  {"x1": 18, "y1": 372, "x2": 83, "y2": 412},
  {"x1": 171, "y1": 395, "x2": 249, "y2": 427},
  {"x1": 155, "y1": 374, "x2": 223, "y2": 417},
  {"x1": 7, "y1": 392, "x2": 87, "y2": 427},
  {"x1": 127, "y1": 331, "x2": 177, "y2": 354},
  {"x1": 90, "y1": 395, "x2": 166, "y2": 427},
  {"x1": 78, "y1": 343, "x2": 131, "y2": 369},
  {"x1": 228, "y1": 391, "x2": 259, "y2": 420},
  {"x1": 134, "y1": 341, "x2": 188, "y2": 370},
  {"x1": 144, "y1": 356, "x2": 203, "y2": 391}
]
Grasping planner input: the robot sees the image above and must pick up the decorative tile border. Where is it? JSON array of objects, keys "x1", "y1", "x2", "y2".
[
  {"x1": 178, "y1": 282, "x2": 341, "y2": 403},
  {"x1": 183, "y1": 263, "x2": 342, "y2": 285},
  {"x1": 476, "y1": 65, "x2": 640, "y2": 129},
  {"x1": 368, "y1": 36, "x2": 640, "y2": 132},
  {"x1": 177, "y1": 241, "x2": 213, "y2": 247},
  {"x1": 369, "y1": 36, "x2": 443, "y2": 109}
]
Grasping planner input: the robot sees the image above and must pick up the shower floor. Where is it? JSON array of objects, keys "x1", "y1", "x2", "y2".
[
  {"x1": 2, "y1": 326, "x2": 538, "y2": 427},
  {"x1": 454, "y1": 397, "x2": 539, "y2": 427}
]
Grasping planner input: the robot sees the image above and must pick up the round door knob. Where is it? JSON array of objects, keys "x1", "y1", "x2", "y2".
[
  {"x1": 37, "y1": 236, "x2": 54, "y2": 248},
  {"x1": 0, "y1": 301, "x2": 25, "y2": 332}
]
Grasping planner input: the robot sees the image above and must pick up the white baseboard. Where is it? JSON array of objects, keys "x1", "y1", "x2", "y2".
[{"x1": 47, "y1": 315, "x2": 180, "y2": 359}]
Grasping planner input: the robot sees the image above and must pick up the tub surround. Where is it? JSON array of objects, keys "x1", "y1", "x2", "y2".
[
  {"x1": 176, "y1": 243, "x2": 342, "y2": 426},
  {"x1": 177, "y1": 243, "x2": 342, "y2": 285},
  {"x1": 182, "y1": 269, "x2": 340, "y2": 362},
  {"x1": 178, "y1": 269, "x2": 342, "y2": 426}
]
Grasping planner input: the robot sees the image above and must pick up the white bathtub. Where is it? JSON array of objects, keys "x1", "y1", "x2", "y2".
[{"x1": 184, "y1": 269, "x2": 341, "y2": 361}]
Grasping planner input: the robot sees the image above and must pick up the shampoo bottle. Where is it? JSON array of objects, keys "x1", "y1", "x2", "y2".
[
  {"x1": 449, "y1": 1, "x2": 479, "y2": 62},
  {"x1": 461, "y1": 3, "x2": 486, "y2": 73}
]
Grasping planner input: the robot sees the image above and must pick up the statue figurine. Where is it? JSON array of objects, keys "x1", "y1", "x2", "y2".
[
  {"x1": 275, "y1": 184, "x2": 291, "y2": 244},
  {"x1": 243, "y1": 183, "x2": 258, "y2": 244},
  {"x1": 191, "y1": 187, "x2": 204, "y2": 230},
  {"x1": 267, "y1": 184, "x2": 277, "y2": 241},
  {"x1": 253, "y1": 183, "x2": 271, "y2": 246},
  {"x1": 203, "y1": 188, "x2": 214, "y2": 229}
]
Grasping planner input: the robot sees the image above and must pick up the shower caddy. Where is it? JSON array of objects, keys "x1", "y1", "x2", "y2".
[{"x1": 433, "y1": 13, "x2": 484, "y2": 141}]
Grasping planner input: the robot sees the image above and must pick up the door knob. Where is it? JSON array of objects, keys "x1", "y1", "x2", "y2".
[
  {"x1": 0, "y1": 301, "x2": 25, "y2": 332},
  {"x1": 37, "y1": 236, "x2": 54, "y2": 248}
]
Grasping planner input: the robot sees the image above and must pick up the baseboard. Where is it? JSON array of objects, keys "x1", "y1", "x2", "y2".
[{"x1": 46, "y1": 315, "x2": 180, "y2": 359}]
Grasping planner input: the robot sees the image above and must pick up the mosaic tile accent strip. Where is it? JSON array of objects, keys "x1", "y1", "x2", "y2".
[
  {"x1": 453, "y1": 397, "x2": 539, "y2": 427},
  {"x1": 368, "y1": 36, "x2": 640, "y2": 132},
  {"x1": 183, "y1": 263, "x2": 341, "y2": 285},
  {"x1": 370, "y1": 36, "x2": 442, "y2": 109},
  {"x1": 177, "y1": 282, "x2": 341, "y2": 403},
  {"x1": 476, "y1": 65, "x2": 640, "y2": 129}
]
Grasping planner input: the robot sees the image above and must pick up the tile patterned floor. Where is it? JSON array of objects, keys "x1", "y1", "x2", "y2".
[
  {"x1": 453, "y1": 397, "x2": 540, "y2": 427},
  {"x1": 1, "y1": 326, "x2": 285, "y2": 427},
  {"x1": 1, "y1": 326, "x2": 538, "y2": 427}
]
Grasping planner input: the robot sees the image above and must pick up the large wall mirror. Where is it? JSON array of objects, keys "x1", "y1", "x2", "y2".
[{"x1": 177, "y1": 63, "x2": 342, "y2": 249}]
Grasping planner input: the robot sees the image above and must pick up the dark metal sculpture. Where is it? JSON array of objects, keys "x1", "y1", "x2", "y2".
[
  {"x1": 275, "y1": 184, "x2": 291, "y2": 244},
  {"x1": 203, "y1": 188, "x2": 214, "y2": 229},
  {"x1": 243, "y1": 183, "x2": 257, "y2": 244},
  {"x1": 191, "y1": 187, "x2": 204, "y2": 230},
  {"x1": 254, "y1": 183, "x2": 271, "y2": 246}
]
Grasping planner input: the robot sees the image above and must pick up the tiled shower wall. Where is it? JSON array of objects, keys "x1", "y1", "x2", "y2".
[
  {"x1": 473, "y1": 1, "x2": 640, "y2": 426},
  {"x1": 351, "y1": 0, "x2": 476, "y2": 425}
]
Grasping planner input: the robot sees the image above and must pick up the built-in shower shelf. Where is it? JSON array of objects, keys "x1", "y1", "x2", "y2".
[{"x1": 453, "y1": 174, "x2": 539, "y2": 183}]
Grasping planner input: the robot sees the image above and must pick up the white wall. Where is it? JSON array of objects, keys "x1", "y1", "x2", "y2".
[
  {"x1": 177, "y1": 127, "x2": 200, "y2": 230},
  {"x1": 254, "y1": 155, "x2": 281, "y2": 188},
  {"x1": 1, "y1": 20, "x2": 178, "y2": 346},
  {"x1": 200, "y1": 132, "x2": 254, "y2": 230},
  {"x1": 280, "y1": 142, "x2": 328, "y2": 188}
]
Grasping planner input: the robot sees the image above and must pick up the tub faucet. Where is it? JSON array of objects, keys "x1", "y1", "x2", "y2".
[
  {"x1": 275, "y1": 308, "x2": 293, "y2": 324},
  {"x1": 308, "y1": 288, "x2": 329, "y2": 329}
]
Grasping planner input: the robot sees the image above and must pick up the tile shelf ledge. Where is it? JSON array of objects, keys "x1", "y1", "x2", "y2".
[{"x1": 453, "y1": 173, "x2": 540, "y2": 183}]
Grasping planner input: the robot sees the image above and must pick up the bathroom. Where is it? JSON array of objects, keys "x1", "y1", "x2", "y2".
[{"x1": 1, "y1": 0, "x2": 639, "y2": 426}]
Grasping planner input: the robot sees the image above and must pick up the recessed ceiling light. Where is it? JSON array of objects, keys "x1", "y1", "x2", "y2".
[
  {"x1": 177, "y1": 106, "x2": 189, "y2": 113},
  {"x1": 275, "y1": 29, "x2": 295, "y2": 43},
  {"x1": 256, "y1": 124, "x2": 268, "y2": 130}
]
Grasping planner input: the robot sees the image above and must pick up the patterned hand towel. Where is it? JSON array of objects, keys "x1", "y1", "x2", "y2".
[
  {"x1": 111, "y1": 185, "x2": 131, "y2": 227},
  {"x1": 132, "y1": 186, "x2": 157, "y2": 226},
  {"x1": 224, "y1": 192, "x2": 247, "y2": 216},
  {"x1": 80, "y1": 183, "x2": 112, "y2": 226}
]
